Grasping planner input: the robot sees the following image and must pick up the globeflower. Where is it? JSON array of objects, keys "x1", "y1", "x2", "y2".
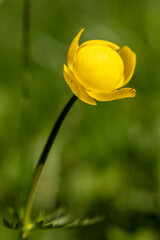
[{"x1": 63, "y1": 29, "x2": 136, "y2": 105}]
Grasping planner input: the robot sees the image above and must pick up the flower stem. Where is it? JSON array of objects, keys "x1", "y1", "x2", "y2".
[{"x1": 23, "y1": 95, "x2": 77, "y2": 228}]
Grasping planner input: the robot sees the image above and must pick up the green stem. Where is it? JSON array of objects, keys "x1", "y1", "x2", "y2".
[
  {"x1": 19, "y1": 0, "x2": 32, "y2": 209},
  {"x1": 23, "y1": 0, "x2": 31, "y2": 69},
  {"x1": 23, "y1": 95, "x2": 77, "y2": 228}
]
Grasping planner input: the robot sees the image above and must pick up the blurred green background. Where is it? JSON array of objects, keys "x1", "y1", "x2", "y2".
[{"x1": 1, "y1": 0, "x2": 160, "y2": 239}]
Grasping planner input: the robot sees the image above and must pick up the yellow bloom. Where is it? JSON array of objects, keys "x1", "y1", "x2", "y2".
[{"x1": 63, "y1": 29, "x2": 136, "y2": 105}]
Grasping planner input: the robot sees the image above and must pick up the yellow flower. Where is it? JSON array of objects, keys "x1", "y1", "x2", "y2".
[{"x1": 63, "y1": 29, "x2": 136, "y2": 105}]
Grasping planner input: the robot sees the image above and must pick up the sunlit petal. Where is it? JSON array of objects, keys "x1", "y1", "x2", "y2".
[
  {"x1": 64, "y1": 29, "x2": 136, "y2": 104},
  {"x1": 87, "y1": 88, "x2": 136, "y2": 101},
  {"x1": 63, "y1": 65, "x2": 97, "y2": 105},
  {"x1": 67, "y1": 28, "x2": 84, "y2": 71},
  {"x1": 73, "y1": 45, "x2": 124, "y2": 92},
  {"x1": 116, "y1": 46, "x2": 136, "y2": 89}
]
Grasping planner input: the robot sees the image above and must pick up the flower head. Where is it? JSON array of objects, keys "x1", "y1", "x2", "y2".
[{"x1": 63, "y1": 29, "x2": 136, "y2": 105}]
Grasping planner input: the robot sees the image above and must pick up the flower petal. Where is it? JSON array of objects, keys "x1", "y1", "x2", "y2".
[
  {"x1": 116, "y1": 46, "x2": 136, "y2": 89},
  {"x1": 73, "y1": 44, "x2": 124, "y2": 92},
  {"x1": 67, "y1": 28, "x2": 84, "y2": 71},
  {"x1": 79, "y1": 40, "x2": 120, "y2": 51},
  {"x1": 86, "y1": 88, "x2": 136, "y2": 101},
  {"x1": 63, "y1": 65, "x2": 97, "y2": 105}
]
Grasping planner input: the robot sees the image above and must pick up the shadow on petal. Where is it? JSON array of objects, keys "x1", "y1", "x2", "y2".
[
  {"x1": 87, "y1": 88, "x2": 136, "y2": 101},
  {"x1": 63, "y1": 65, "x2": 97, "y2": 105},
  {"x1": 116, "y1": 46, "x2": 136, "y2": 89}
]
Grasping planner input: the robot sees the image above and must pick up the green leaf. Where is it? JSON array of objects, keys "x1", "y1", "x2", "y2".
[
  {"x1": 36, "y1": 207, "x2": 66, "y2": 224},
  {"x1": 61, "y1": 216, "x2": 105, "y2": 229},
  {"x1": 3, "y1": 218, "x2": 13, "y2": 229},
  {"x1": 35, "y1": 214, "x2": 105, "y2": 230},
  {"x1": 36, "y1": 214, "x2": 71, "y2": 229},
  {"x1": 3, "y1": 217, "x2": 22, "y2": 230}
]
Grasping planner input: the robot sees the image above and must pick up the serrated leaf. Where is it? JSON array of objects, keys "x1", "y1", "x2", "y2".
[
  {"x1": 62, "y1": 216, "x2": 105, "y2": 229},
  {"x1": 36, "y1": 207, "x2": 66, "y2": 224},
  {"x1": 3, "y1": 217, "x2": 22, "y2": 230},
  {"x1": 37, "y1": 214, "x2": 72, "y2": 229},
  {"x1": 3, "y1": 218, "x2": 13, "y2": 229},
  {"x1": 35, "y1": 214, "x2": 104, "y2": 230}
]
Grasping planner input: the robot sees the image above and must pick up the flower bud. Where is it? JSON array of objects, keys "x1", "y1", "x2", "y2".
[{"x1": 63, "y1": 29, "x2": 136, "y2": 105}]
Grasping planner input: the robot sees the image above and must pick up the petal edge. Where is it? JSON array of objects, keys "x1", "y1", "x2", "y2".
[
  {"x1": 86, "y1": 88, "x2": 136, "y2": 101},
  {"x1": 63, "y1": 65, "x2": 97, "y2": 105},
  {"x1": 67, "y1": 28, "x2": 84, "y2": 71},
  {"x1": 116, "y1": 46, "x2": 136, "y2": 89}
]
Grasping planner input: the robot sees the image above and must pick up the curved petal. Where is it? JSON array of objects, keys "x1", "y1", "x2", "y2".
[
  {"x1": 86, "y1": 88, "x2": 136, "y2": 101},
  {"x1": 79, "y1": 40, "x2": 120, "y2": 51},
  {"x1": 67, "y1": 28, "x2": 84, "y2": 71},
  {"x1": 116, "y1": 46, "x2": 136, "y2": 89},
  {"x1": 63, "y1": 65, "x2": 97, "y2": 105}
]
